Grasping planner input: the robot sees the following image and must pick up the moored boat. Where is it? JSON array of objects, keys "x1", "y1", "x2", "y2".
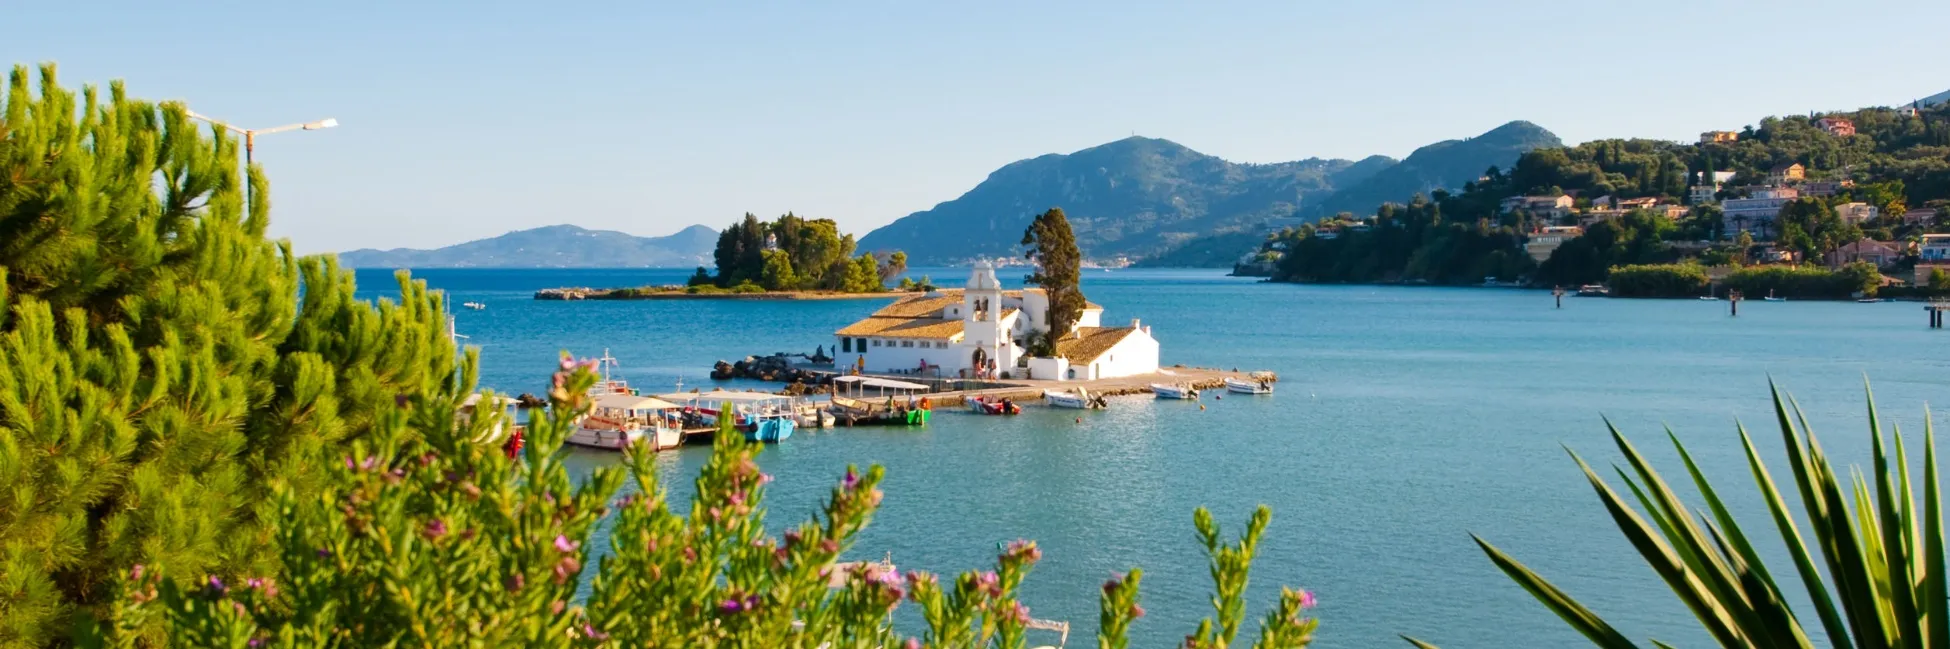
[
  {"x1": 968, "y1": 395, "x2": 1021, "y2": 415},
  {"x1": 1043, "y1": 388, "x2": 1106, "y2": 409},
  {"x1": 462, "y1": 301, "x2": 486, "y2": 310},
  {"x1": 1224, "y1": 377, "x2": 1274, "y2": 395},
  {"x1": 567, "y1": 393, "x2": 684, "y2": 451},
  {"x1": 1576, "y1": 284, "x2": 1608, "y2": 297},
  {"x1": 1149, "y1": 383, "x2": 1198, "y2": 400}
]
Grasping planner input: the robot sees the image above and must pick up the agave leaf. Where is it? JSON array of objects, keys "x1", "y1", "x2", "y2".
[
  {"x1": 1398, "y1": 636, "x2": 1442, "y2": 649},
  {"x1": 1472, "y1": 535, "x2": 1642, "y2": 649},
  {"x1": 1608, "y1": 425, "x2": 1766, "y2": 635},
  {"x1": 1922, "y1": 415, "x2": 1948, "y2": 648},
  {"x1": 1699, "y1": 513, "x2": 1813, "y2": 648},
  {"x1": 1744, "y1": 415, "x2": 1852, "y2": 646},
  {"x1": 1809, "y1": 435, "x2": 1892, "y2": 649},
  {"x1": 1673, "y1": 428, "x2": 1792, "y2": 606},
  {"x1": 1871, "y1": 402, "x2": 1923, "y2": 648},
  {"x1": 1569, "y1": 450, "x2": 1747, "y2": 647}
]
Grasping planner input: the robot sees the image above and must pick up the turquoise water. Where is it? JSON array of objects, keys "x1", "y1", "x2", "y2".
[{"x1": 356, "y1": 267, "x2": 1950, "y2": 647}]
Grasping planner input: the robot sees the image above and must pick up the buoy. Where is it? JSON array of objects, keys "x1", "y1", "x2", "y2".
[
  {"x1": 1198, "y1": 404, "x2": 1206, "y2": 411},
  {"x1": 1075, "y1": 417, "x2": 1081, "y2": 424}
]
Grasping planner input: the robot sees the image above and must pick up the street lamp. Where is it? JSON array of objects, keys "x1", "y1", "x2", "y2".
[{"x1": 185, "y1": 110, "x2": 337, "y2": 218}]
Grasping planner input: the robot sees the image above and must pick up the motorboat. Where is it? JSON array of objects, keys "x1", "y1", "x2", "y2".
[
  {"x1": 1575, "y1": 284, "x2": 1609, "y2": 297},
  {"x1": 567, "y1": 393, "x2": 684, "y2": 451},
  {"x1": 1150, "y1": 383, "x2": 1198, "y2": 400},
  {"x1": 660, "y1": 390, "x2": 800, "y2": 441},
  {"x1": 1043, "y1": 388, "x2": 1106, "y2": 410},
  {"x1": 967, "y1": 395, "x2": 1021, "y2": 415},
  {"x1": 1224, "y1": 377, "x2": 1275, "y2": 395},
  {"x1": 462, "y1": 301, "x2": 487, "y2": 310},
  {"x1": 586, "y1": 350, "x2": 636, "y2": 397}
]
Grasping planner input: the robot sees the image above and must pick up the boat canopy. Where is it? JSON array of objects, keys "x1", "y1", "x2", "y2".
[
  {"x1": 593, "y1": 394, "x2": 681, "y2": 411},
  {"x1": 460, "y1": 393, "x2": 518, "y2": 409},
  {"x1": 832, "y1": 376, "x2": 930, "y2": 390},
  {"x1": 659, "y1": 390, "x2": 794, "y2": 404}
]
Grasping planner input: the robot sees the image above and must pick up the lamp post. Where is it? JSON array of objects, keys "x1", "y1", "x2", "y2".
[{"x1": 184, "y1": 110, "x2": 337, "y2": 218}]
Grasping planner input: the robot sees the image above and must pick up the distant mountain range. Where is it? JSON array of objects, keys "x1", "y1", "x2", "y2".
[
  {"x1": 337, "y1": 224, "x2": 717, "y2": 268},
  {"x1": 856, "y1": 137, "x2": 1398, "y2": 265},
  {"x1": 859, "y1": 122, "x2": 1560, "y2": 267}
]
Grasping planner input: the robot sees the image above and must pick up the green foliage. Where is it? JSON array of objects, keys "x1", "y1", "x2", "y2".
[
  {"x1": 1021, "y1": 208, "x2": 1087, "y2": 335},
  {"x1": 1268, "y1": 195, "x2": 1535, "y2": 285},
  {"x1": 689, "y1": 266, "x2": 714, "y2": 286},
  {"x1": 0, "y1": 63, "x2": 456, "y2": 645},
  {"x1": 1534, "y1": 213, "x2": 1678, "y2": 287},
  {"x1": 1604, "y1": 264, "x2": 1709, "y2": 298},
  {"x1": 1722, "y1": 262, "x2": 1880, "y2": 299},
  {"x1": 110, "y1": 359, "x2": 1324, "y2": 648},
  {"x1": 1931, "y1": 268, "x2": 1950, "y2": 292},
  {"x1": 1410, "y1": 383, "x2": 1949, "y2": 648},
  {"x1": 705, "y1": 213, "x2": 896, "y2": 292},
  {"x1": 1775, "y1": 198, "x2": 1863, "y2": 261}
]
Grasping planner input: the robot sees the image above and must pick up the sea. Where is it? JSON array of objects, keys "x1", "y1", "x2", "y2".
[{"x1": 354, "y1": 267, "x2": 1950, "y2": 648}]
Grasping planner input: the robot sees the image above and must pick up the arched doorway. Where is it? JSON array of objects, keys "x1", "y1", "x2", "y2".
[{"x1": 971, "y1": 347, "x2": 988, "y2": 377}]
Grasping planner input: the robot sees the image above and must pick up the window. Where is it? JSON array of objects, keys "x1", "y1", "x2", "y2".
[
  {"x1": 872, "y1": 339, "x2": 881, "y2": 347},
  {"x1": 842, "y1": 338, "x2": 852, "y2": 353},
  {"x1": 901, "y1": 340, "x2": 913, "y2": 348},
  {"x1": 856, "y1": 338, "x2": 866, "y2": 350}
]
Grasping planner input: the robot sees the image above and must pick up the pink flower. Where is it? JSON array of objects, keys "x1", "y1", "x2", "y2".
[
  {"x1": 504, "y1": 573, "x2": 525, "y2": 592},
  {"x1": 904, "y1": 639, "x2": 921, "y2": 649},
  {"x1": 1009, "y1": 601, "x2": 1031, "y2": 625},
  {"x1": 1132, "y1": 604, "x2": 1146, "y2": 619},
  {"x1": 1297, "y1": 589, "x2": 1317, "y2": 610},
  {"x1": 582, "y1": 624, "x2": 610, "y2": 641},
  {"x1": 423, "y1": 519, "x2": 449, "y2": 540},
  {"x1": 129, "y1": 564, "x2": 144, "y2": 581},
  {"x1": 553, "y1": 535, "x2": 579, "y2": 553},
  {"x1": 758, "y1": 472, "x2": 775, "y2": 485},
  {"x1": 559, "y1": 357, "x2": 577, "y2": 371}
]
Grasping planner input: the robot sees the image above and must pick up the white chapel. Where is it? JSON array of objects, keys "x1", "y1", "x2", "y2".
[{"x1": 833, "y1": 260, "x2": 1160, "y2": 381}]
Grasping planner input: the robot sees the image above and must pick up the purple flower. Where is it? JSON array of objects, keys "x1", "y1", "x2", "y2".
[
  {"x1": 423, "y1": 518, "x2": 449, "y2": 540},
  {"x1": 205, "y1": 576, "x2": 226, "y2": 596},
  {"x1": 361, "y1": 455, "x2": 379, "y2": 471},
  {"x1": 842, "y1": 468, "x2": 860, "y2": 490},
  {"x1": 1297, "y1": 589, "x2": 1317, "y2": 610},
  {"x1": 504, "y1": 573, "x2": 525, "y2": 592},
  {"x1": 343, "y1": 456, "x2": 355, "y2": 469},
  {"x1": 315, "y1": 547, "x2": 332, "y2": 559},
  {"x1": 582, "y1": 624, "x2": 610, "y2": 641},
  {"x1": 248, "y1": 638, "x2": 263, "y2": 648},
  {"x1": 553, "y1": 534, "x2": 579, "y2": 553},
  {"x1": 720, "y1": 598, "x2": 745, "y2": 614}
]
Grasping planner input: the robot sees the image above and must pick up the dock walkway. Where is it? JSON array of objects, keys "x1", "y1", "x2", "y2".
[{"x1": 833, "y1": 366, "x2": 1271, "y2": 406}]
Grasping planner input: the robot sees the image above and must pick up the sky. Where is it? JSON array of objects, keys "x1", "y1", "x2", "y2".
[{"x1": 7, "y1": 1, "x2": 1947, "y2": 254}]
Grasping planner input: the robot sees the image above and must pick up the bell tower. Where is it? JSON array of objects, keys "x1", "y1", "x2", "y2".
[{"x1": 962, "y1": 259, "x2": 1007, "y2": 372}]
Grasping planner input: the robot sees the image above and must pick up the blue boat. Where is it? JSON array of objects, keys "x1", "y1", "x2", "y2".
[{"x1": 746, "y1": 415, "x2": 795, "y2": 443}]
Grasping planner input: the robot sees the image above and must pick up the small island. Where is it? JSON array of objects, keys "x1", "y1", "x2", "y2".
[{"x1": 535, "y1": 212, "x2": 929, "y2": 300}]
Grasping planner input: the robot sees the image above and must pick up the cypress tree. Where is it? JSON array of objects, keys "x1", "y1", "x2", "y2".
[
  {"x1": 0, "y1": 63, "x2": 458, "y2": 644},
  {"x1": 1020, "y1": 208, "x2": 1087, "y2": 337}
]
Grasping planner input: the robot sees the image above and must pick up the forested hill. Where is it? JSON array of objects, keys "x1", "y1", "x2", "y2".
[
  {"x1": 338, "y1": 224, "x2": 717, "y2": 268},
  {"x1": 1301, "y1": 121, "x2": 1563, "y2": 219},
  {"x1": 1256, "y1": 103, "x2": 1950, "y2": 288},
  {"x1": 856, "y1": 137, "x2": 1392, "y2": 265},
  {"x1": 1136, "y1": 121, "x2": 1562, "y2": 267}
]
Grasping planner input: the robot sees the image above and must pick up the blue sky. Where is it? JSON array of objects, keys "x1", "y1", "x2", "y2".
[{"x1": 7, "y1": 1, "x2": 1946, "y2": 254}]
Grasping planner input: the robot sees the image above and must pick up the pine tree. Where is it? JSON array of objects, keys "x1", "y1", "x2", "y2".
[
  {"x1": 1020, "y1": 208, "x2": 1087, "y2": 338},
  {"x1": 0, "y1": 63, "x2": 458, "y2": 645}
]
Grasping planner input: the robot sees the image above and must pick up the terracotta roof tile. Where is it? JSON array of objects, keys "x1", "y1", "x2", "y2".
[
  {"x1": 835, "y1": 317, "x2": 965, "y2": 339},
  {"x1": 1054, "y1": 326, "x2": 1139, "y2": 365}
]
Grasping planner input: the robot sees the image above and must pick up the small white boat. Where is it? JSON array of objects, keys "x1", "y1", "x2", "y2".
[
  {"x1": 1043, "y1": 388, "x2": 1106, "y2": 410},
  {"x1": 567, "y1": 393, "x2": 684, "y2": 451},
  {"x1": 462, "y1": 301, "x2": 486, "y2": 310},
  {"x1": 1150, "y1": 383, "x2": 1199, "y2": 400},
  {"x1": 1763, "y1": 296, "x2": 1786, "y2": 302},
  {"x1": 1858, "y1": 298, "x2": 1883, "y2": 303},
  {"x1": 1699, "y1": 296, "x2": 1721, "y2": 301},
  {"x1": 1224, "y1": 377, "x2": 1274, "y2": 395}
]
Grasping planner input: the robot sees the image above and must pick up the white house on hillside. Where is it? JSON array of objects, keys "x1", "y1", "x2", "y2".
[{"x1": 833, "y1": 260, "x2": 1160, "y2": 381}]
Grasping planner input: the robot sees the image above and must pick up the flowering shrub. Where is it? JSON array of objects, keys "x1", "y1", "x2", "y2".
[{"x1": 104, "y1": 355, "x2": 1320, "y2": 648}]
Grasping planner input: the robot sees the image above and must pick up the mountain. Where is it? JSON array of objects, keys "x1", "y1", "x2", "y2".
[
  {"x1": 856, "y1": 137, "x2": 1388, "y2": 265},
  {"x1": 337, "y1": 224, "x2": 718, "y2": 268},
  {"x1": 1918, "y1": 88, "x2": 1950, "y2": 108},
  {"x1": 1135, "y1": 121, "x2": 1562, "y2": 267},
  {"x1": 1299, "y1": 121, "x2": 1563, "y2": 219}
]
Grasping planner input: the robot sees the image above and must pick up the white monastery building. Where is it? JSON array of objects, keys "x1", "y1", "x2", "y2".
[{"x1": 833, "y1": 260, "x2": 1160, "y2": 381}]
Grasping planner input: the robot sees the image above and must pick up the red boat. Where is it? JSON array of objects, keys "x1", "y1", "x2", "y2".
[{"x1": 967, "y1": 396, "x2": 1021, "y2": 415}]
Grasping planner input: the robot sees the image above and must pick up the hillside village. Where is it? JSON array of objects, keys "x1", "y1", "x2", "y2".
[{"x1": 1246, "y1": 98, "x2": 1950, "y2": 296}]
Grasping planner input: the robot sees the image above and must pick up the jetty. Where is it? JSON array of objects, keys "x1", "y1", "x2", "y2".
[{"x1": 717, "y1": 363, "x2": 1274, "y2": 407}]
